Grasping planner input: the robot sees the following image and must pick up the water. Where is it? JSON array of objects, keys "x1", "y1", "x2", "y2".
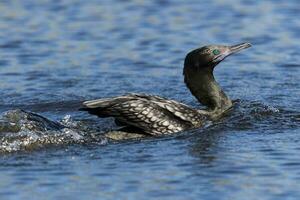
[{"x1": 0, "y1": 0, "x2": 299, "y2": 199}]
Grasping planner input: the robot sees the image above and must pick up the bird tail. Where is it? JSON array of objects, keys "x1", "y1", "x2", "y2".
[
  {"x1": 79, "y1": 95, "x2": 136, "y2": 110},
  {"x1": 78, "y1": 98, "x2": 116, "y2": 117},
  {"x1": 79, "y1": 96, "x2": 135, "y2": 117},
  {"x1": 82, "y1": 98, "x2": 117, "y2": 108}
]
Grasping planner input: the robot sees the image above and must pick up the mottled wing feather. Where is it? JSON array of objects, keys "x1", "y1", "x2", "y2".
[
  {"x1": 128, "y1": 93, "x2": 207, "y2": 126},
  {"x1": 112, "y1": 100, "x2": 194, "y2": 135},
  {"x1": 82, "y1": 93, "x2": 206, "y2": 135}
]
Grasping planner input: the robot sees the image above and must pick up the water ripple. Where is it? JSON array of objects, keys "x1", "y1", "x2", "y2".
[{"x1": 0, "y1": 0, "x2": 300, "y2": 199}]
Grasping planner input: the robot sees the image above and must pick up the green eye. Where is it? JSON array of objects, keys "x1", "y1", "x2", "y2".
[{"x1": 212, "y1": 49, "x2": 221, "y2": 55}]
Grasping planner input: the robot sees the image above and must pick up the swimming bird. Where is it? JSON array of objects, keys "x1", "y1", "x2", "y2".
[{"x1": 81, "y1": 43, "x2": 251, "y2": 136}]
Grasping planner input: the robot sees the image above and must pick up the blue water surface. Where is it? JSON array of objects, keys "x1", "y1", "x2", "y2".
[{"x1": 0, "y1": 0, "x2": 299, "y2": 199}]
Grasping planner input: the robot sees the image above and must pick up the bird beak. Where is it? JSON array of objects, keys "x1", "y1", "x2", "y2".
[
  {"x1": 213, "y1": 42, "x2": 251, "y2": 64},
  {"x1": 229, "y1": 42, "x2": 251, "y2": 55}
]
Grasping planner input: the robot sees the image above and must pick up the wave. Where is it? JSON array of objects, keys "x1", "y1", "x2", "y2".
[
  {"x1": 0, "y1": 109, "x2": 107, "y2": 153},
  {"x1": 0, "y1": 100, "x2": 298, "y2": 153}
]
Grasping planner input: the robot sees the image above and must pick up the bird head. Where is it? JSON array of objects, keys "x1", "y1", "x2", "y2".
[{"x1": 184, "y1": 42, "x2": 251, "y2": 70}]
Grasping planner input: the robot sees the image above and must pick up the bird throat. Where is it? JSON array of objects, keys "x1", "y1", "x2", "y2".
[{"x1": 183, "y1": 67, "x2": 232, "y2": 114}]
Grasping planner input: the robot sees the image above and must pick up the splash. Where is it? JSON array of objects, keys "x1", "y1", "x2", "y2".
[{"x1": 0, "y1": 109, "x2": 107, "y2": 153}]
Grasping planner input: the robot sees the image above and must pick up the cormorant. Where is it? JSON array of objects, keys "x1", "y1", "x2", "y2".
[{"x1": 81, "y1": 43, "x2": 251, "y2": 137}]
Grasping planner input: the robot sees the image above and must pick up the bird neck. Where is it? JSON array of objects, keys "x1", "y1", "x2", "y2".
[{"x1": 184, "y1": 67, "x2": 232, "y2": 114}]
